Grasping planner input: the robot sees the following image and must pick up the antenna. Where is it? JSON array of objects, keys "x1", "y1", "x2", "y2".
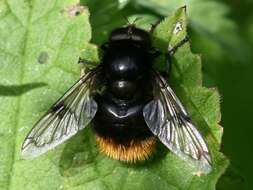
[
  {"x1": 121, "y1": 15, "x2": 142, "y2": 26},
  {"x1": 122, "y1": 14, "x2": 131, "y2": 25},
  {"x1": 131, "y1": 17, "x2": 141, "y2": 25}
]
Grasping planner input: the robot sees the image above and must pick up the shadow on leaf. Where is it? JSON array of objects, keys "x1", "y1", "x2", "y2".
[
  {"x1": 59, "y1": 128, "x2": 99, "y2": 177},
  {"x1": 0, "y1": 83, "x2": 47, "y2": 96},
  {"x1": 59, "y1": 127, "x2": 168, "y2": 177},
  {"x1": 217, "y1": 165, "x2": 246, "y2": 190}
]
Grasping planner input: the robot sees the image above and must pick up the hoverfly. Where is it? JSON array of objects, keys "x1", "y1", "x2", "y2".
[{"x1": 21, "y1": 24, "x2": 211, "y2": 173}]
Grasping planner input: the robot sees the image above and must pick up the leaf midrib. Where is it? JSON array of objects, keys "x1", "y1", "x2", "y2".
[
  {"x1": 5, "y1": 1, "x2": 83, "y2": 189},
  {"x1": 6, "y1": 0, "x2": 33, "y2": 189}
]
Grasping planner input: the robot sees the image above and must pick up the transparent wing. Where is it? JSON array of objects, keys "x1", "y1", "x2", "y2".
[
  {"x1": 21, "y1": 69, "x2": 100, "y2": 159},
  {"x1": 143, "y1": 71, "x2": 212, "y2": 173}
]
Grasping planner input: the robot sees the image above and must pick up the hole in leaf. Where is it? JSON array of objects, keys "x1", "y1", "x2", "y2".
[
  {"x1": 37, "y1": 51, "x2": 49, "y2": 64},
  {"x1": 63, "y1": 4, "x2": 86, "y2": 17}
]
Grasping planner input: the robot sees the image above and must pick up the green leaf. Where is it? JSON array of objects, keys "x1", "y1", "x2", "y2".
[
  {"x1": 152, "y1": 5, "x2": 228, "y2": 177},
  {"x1": 0, "y1": 3, "x2": 228, "y2": 190},
  {"x1": 133, "y1": 0, "x2": 250, "y2": 65},
  {"x1": 0, "y1": 0, "x2": 90, "y2": 189}
]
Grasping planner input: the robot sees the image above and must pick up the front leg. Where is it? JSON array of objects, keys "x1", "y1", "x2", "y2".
[
  {"x1": 78, "y1": 57, "x2": 97, "y2": 65},
  {"x1": 168, "y1": 36, "x2": 189, "y2": 56},
  {"x1": 78, "y1": 58, "x2": 99, "y2": 77},
  {"x1": 164, "y1": 36, "x2": 189, "y2": 76},
  {"x1": 150, "y1": 20, "x2": 161, "y2": 34}
]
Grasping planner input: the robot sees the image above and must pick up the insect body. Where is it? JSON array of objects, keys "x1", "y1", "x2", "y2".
[
  {"x1": 21, "y1": 25, "x2": 212, "y2": 173},
  {"x1": 93, "y1": 27, "x2": 155, "y2": 161}
]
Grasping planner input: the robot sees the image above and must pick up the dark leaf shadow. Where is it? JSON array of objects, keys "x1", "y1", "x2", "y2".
[
  {"x1": 217, "y1": 165, "x2": 246, "y2": 190},
  {"x1": 59, "y1": 128, "x2": 100, "y2": 177},
  {"x1": 0, "y1": 83, "x2": 47, "y2": 96},
  {"x1": 59, "y1": 127, "x2": 168, "y2": 177}
]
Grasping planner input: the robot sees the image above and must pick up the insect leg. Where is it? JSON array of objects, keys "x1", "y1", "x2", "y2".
[
  {"x1": 168, "y1": 36, "x2": 189, "y2": 56},
  {"x1": 78, "y1": 58, "x2": 99, "y2": 77},
  {"x1": 100, "y1": 42, "x2": 109, "y2": 51},
  {"x1": 150, "y1": 20, "x2": 161, "y2": 33},
  {"x1": 78, "y1": 58, "x2": 94, "y2": 65},
  {"x1": 165, "y1": 36, "x2": 189, "y2": 75},
  {"x1": 150, "y1": 47, "x2": 162, "y2": 58}
]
